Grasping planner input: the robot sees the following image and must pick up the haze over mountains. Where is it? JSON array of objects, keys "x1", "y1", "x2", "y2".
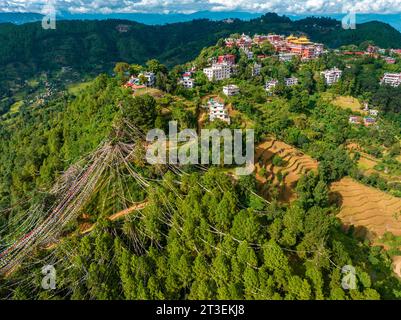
[{"x1": 1, "y1": 11, "x2": 401, "y2": 31}]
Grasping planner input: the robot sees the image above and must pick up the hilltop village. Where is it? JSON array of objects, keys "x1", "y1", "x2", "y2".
[{"x1": 124, "y1": 33, "x2": 401, "y2": 127}]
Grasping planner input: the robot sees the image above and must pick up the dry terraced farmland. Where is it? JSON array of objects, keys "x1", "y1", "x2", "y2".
[
  {"x1": 255, "y1": 138, "x2": 318, "y2": 201},
  {"x1": 330, "y1": 177, "x2": 401, "y2": 240}
]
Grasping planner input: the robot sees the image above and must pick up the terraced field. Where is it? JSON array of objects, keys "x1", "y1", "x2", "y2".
[
  {"x1": 255, "y1": 138, "x2": 318, "y2": 201},
  {"x1": 330, "y1": 177, "x2": 401, "y2": 240}
]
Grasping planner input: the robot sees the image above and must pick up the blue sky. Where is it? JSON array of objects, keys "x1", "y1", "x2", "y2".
[{"x1": 1, "y1": 0, "x2": 401, "y2": 15}]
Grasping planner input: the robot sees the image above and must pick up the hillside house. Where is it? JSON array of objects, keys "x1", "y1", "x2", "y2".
[
  {"x1": 217, "y1": 54, "x2": 236, "y2": 65},
  {"x1": 203, "y1": 63, "x2": 231, "y2": 81},
  {"x1": 384, "y1": 57, "x2": 396, "y2": 64},
  {"x1": 349, "y1": 116, "x2": 362, "y2": 124},
  {"x1": 321, "y1": 67, "x2": 342, "y2": 85},
  {"x1": 364, "y1": 117, "x2": 376, "y2": 126},
  {"x1": 284, "y1": 77, "x2": 298, "y2": 86},
  {"x1": 279, "y1": 52, "x2": 297, "y2": 62},
  {"x1": 369, "y1": 109, "x2": 379, "y2": 117},
  {"x1": 223, "y1": 84, "x2": 239, "y2": 96},
  {"x1": 207, "y1": 99, "x2": 230, "y2": 124},
  {"x1": 251, "y1": 63, "x2": 262, "y2": 76},
  {"x1": 125, "y1": 78, "x2": 147, "y2": 92},
  {"x1": 179, "y1": 72, "x2": 195, "y2": 88},
  {"x1": 380, "y1": 73, "x2": 401, "y2": 87},
  {"x1": 265, "y1": 80, "x2": 278, "y2": 93},
  {"x1": 139, "y1": 72, "x2": 156, "y2": 87}
]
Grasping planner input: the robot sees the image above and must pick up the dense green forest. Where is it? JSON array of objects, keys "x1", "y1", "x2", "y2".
[{"x1": 2, "y1": 29, "x2": 401, "y2": 299}]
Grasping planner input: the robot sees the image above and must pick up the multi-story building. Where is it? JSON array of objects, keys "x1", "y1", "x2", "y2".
[
  {"x1": 179, "y1": 72, "x2": 195, "y2": 89},
  {"x1": 203, "y1": 63, "x2": 232, "y2": 81},
  {"x1": 265, "y1": 79, "x2": 278, "y2": 92},
  {"x1": 223, "y1": 84, "x2": 239, "y2": 96},
  {"x1": 267, "y1": 34, "x2": 287, "y2": 52},
  {"x1": 279, "y1": 52, "x2": 297, "y2": 62},
  {"x1": 285, "y1": 35, "x2": 324, "y2": 60},
  {"x1": 139, "y1": 72, "x2": 156, "y2": 87},
  {"x1": 207, "y1": 99, "x2": 230, "y2": 124},
  {"x1": 384, "y1": 57, "x2": 396, "y2": 64},
  {"x1": 267, "y1": 34, "x2": 283, "y2": 43},
  {"x1": 217, "y1": 54, "x2": 236, "y2": 65},
  {"x1": 380, "y1": 73, "x2": 401, "y2": 87},
  {"x1": 267, "y1": 34, "x2": 323, "y2": 60},
  {"x1": 321, "y1": 67, "x2": 343, "y2": 85},
  {"x1": 284, "y1": 77, "x2": 298, "y2": 86},
  {"x1": 251, "y1": 63, "x2": 262, "y2": 76}
]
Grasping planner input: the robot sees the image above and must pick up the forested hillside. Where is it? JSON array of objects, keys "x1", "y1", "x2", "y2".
[
  {"x1": 2, "y1": 30, "x2": 401, "y2": 300},
  {"x1": 0, "y1": 76, "x2": 399, "y2": 299}
]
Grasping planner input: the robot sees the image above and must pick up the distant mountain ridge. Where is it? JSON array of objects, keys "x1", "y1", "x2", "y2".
[
  {"x1": 0, "y1": 11, "x2": 262, "y2": 25},
  {"x1": 288, "y1": 13, "x2": 401, "y2": 32},
  {"x1": 0, "y1": 12, "x2": 43, "y2": 24},
  {"x1": 1, "y1": 11, "x2": 401, "y2": 31}
]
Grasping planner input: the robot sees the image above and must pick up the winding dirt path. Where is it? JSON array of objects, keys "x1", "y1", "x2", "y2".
[{"x1": 81, "y1": 201, "x2": 148, "y2": 235}]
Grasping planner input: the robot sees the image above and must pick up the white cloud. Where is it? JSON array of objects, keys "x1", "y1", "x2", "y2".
[{"x1": 0, "y1": 0, "x2": 400, "y2": 14}]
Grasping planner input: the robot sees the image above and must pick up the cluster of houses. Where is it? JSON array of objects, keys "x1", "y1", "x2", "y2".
[
  {"x1": 349, "y1": 115, "x2": 377, "y2": 126},
  {"x1": 264, "y1": 77, "x2": 298, "y2": 93},
  {"x1": 349, "y1": 114, "x2": 377, "y2": 127},
  {"x1": 125, "y1": 72, "x2": 156, "y2": 92},
  {"x1": 268, "y1": 35, "x2": 324, "y2": 61},
  {"x1": 349, "y1": 103, "x2": 379, "y2": 127},
  {"x1": 264, "y1": 67, "x2": 342, "y2": 94},
  {"x1": 225, "y1": 33, "x2": 324, "y2": 61},
  {"x1": 205, "y1": 98, "x2": 230, "y2": 124},
  {"x1": 225, "y1": 34, "x2": 253, "y2": 49},
  {"x1": 342, "y1": 45, "x2": 398, "y2": 64},
  {"x1": 266, "y1": 34, "x2": 324, "y2": 61},
  {"x1": 343, "y1": 46, "x2": 401, "y2": 88}
]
